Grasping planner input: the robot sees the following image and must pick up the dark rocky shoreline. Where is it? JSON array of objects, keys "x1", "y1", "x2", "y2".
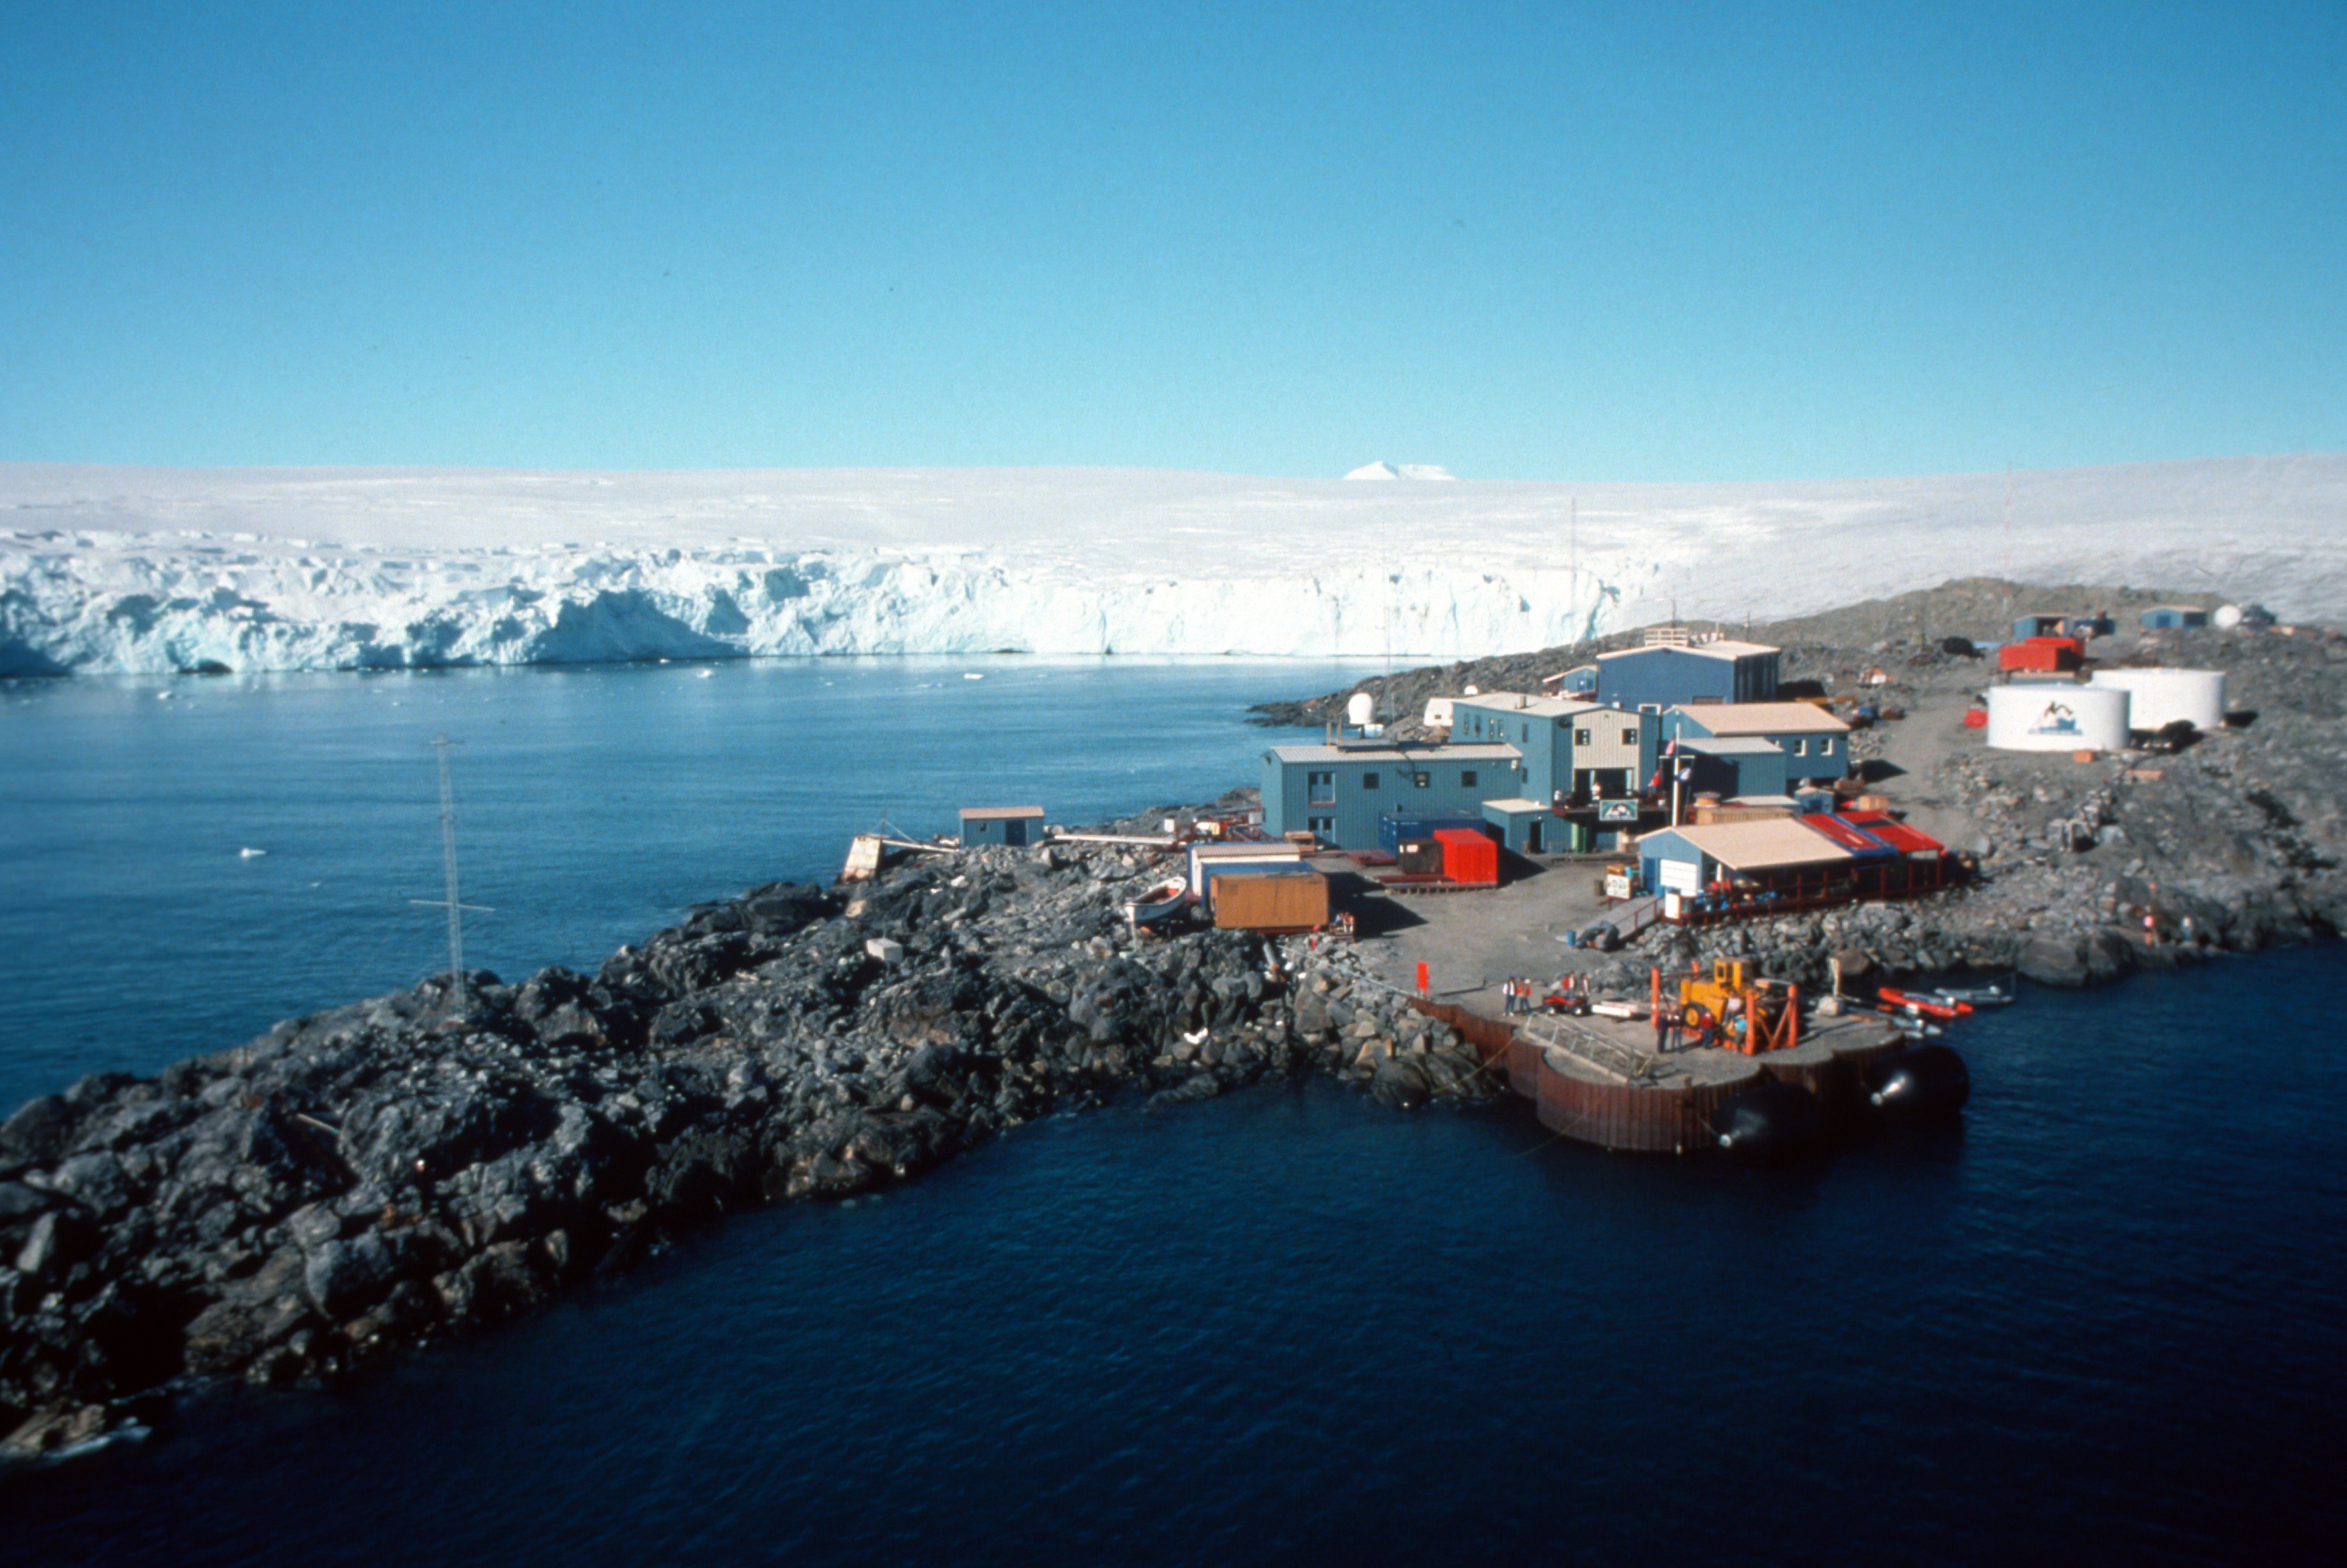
[
  {"x1": 0, "y1": 832, "x2": 1491, "y2": 1459},
  {"x1": 9, "y1": 576, "x2": 2344, "y2": 1460}
]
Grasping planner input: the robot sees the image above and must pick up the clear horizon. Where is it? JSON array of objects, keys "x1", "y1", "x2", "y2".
[{"x1": 5, "y1": 3, "x2": 2342, "y2": 483}]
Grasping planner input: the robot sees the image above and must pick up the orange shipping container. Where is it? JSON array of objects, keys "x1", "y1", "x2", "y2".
[
  {"x1": 1433, "y1": 827, "x2": 1498, "y2": 886},
  {"x1": 1211, "y1": 871, "x2": 1330, "y2": 931}
]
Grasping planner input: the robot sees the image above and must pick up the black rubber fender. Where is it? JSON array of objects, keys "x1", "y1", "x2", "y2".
[
  {"x1": 1710, "y1": 1079, "x2": 1823, "y2": 1157},
  {"x1": 1865, "y1": 1043, "x2": 1971, "y2": 1121}
]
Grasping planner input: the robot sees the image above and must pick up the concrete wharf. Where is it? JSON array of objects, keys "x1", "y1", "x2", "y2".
[
  {"x1": 1409, "y1": 992, "x2": 1904, "y2": 1153},
  {"x1": 1318, "y1": 845, "x2": 1908, "y2": 1152}
]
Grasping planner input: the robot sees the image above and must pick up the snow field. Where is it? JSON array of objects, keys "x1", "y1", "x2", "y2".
[{"x1": 1, "y1": 455, "x2": 2338, "y2": 674}]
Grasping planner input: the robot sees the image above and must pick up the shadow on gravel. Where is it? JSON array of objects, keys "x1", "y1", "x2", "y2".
[
  {"x1": 1346, "y1": 897, "x2": 1428, "y2": 938},
  {"x1": 1858, "y1": 759, "x2": 1907, "y2": 782}
]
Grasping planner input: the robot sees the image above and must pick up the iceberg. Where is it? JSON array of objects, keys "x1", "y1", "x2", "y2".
[{"x1": 1, "y1": 456, "x2": 2339, "y2": 675}]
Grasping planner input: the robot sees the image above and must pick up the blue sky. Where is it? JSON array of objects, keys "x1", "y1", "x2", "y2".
[{"x1": 4, "y1": 2, "x2": 2342, "y2": 481}]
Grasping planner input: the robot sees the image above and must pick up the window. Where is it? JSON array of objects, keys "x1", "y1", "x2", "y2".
[
  {"x1": 1413, "y1": 772, "x2": 1431, "y2": 788},
  {"x1": 1307, "y1": 815, "x2": 1335, "y2": 840},
  {"x1": 1462, "y1": 769, "x2": 1478, "y2": 787},
  {"x1": 1361, "y1": 771, "x2": 1380, "y2": 789},
  {"x1": 1574, "y1": 728, "x2": 1592, "y2": 747},
  {"x1": 1307, "y1": 769, "x2": 1335, "y2": 803},
  {"x1": 1820, "y1": 739, "x2": 1835, "y2": 756},
  {"x1": 1622, "y1": 727, "x2": 1638, "y2": 746},
  {"x1": 1792, "y1": 739, "x2": 1808, "y2": 756}
]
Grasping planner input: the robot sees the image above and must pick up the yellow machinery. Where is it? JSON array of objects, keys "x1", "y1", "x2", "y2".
[{"x1": 1653, "y1": 959, "x2": 1801, "y2": 1055}]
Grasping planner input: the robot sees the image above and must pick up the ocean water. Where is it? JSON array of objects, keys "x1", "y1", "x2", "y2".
[
  {"x1": 0, "y1": 656, "x2": 1369, "y2": 1110},
  {"x1": 2, "y1": 663, "x2": 2343, "y2": 1565}
]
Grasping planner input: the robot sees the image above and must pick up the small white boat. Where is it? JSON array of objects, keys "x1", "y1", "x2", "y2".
[
  {"x1": 1930, "y1": 981, "x2": 2014, "y2": 1007},
  {"x1": 1124, "y1": 878, "x2": 1190, "y2": 931}
]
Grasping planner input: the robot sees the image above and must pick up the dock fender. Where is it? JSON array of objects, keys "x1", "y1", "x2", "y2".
[
  {"x1": 1865, "y1": 1044, "x2": 1971, "y2": 1121},
  {"x1": 1710, "y1": 1079, "x2": 1823, "y2": 1158}
]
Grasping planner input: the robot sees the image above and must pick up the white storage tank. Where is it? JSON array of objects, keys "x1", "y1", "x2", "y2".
[
  {"x1": 2089, "y1": 668, "x2": 2226, "y2": 733},
  {"x1": 1985, "y1": 684, "x2": 2131, "y2": 752}
]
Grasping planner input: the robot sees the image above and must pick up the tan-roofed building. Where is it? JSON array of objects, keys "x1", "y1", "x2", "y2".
[
  {"x1": 1653, "y1": 818, "x2": 1853, "y2": 871},
  {"x1": 1666, "y1": 702, "x2": 1853, "y2": 784},
  {"x1": 1634, "y1": 816, "x2": 1852, "y2": 902},
  {"x1": 958, "y1": 804, "x2": 1046, "y2": 847},
  {"x1": 1669, "y1": 702, "x2": 1850, "y2": 735}
]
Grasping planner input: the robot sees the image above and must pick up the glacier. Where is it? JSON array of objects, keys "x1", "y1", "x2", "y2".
[{"x1": 2, "y1": 455, "x2": 2342, "y2": 675}]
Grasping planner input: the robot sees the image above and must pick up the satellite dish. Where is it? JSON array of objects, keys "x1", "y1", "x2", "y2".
[
  {"x1": 2213, "y1": 604, "x2": 2243, "y2": 630},
  {"x1": 1463, "y1": 684, "x2": 1480, "y2": 696},
  {"x1": 1346, "y1": 692, "x2": 1376, "y2": 727}
]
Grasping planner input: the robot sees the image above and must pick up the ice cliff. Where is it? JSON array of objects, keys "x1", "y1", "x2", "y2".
[{"x1": 2, "y1": 457, "x2": 2340, "y2": 675}]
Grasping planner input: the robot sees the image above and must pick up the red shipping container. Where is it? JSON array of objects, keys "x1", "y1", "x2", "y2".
[
  {"x1": 1432, "y1": 827, "x2": 1498, "y2": 886},
  {"x1": 1997, "y1": 637, "x2": 2084, "y2": 673}
]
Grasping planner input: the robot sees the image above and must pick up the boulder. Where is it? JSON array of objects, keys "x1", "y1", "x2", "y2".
[
  {"x1": 2015, "y1": 936, "x2": 2089, "y2": 987},
  {"x1": 1369, "y1": 1057, "x2": 1433, "y2": 1111},
  {"x1": 303, "y1": 1232, "x2": 402, "y2": 1318},
  {"x1": 0, "y1": 1094, "x2": 78, "y2": 1171}
]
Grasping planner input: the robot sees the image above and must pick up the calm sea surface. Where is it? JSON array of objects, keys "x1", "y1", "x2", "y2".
[
  {"x1": 0, "y1": 657, "x2": 1370, "y2": 1109},
  {"x1": 2, "y1": 661, "x2": 2342, "y2": 1564}
]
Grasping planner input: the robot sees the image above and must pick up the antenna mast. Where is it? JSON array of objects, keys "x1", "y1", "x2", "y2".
[
  {"x1": 412, "y1": 734, "x2": 492, "y2": 1018},
  {"x1": 2003, "y1": 463, "x2": 2015, "y2": 596}
]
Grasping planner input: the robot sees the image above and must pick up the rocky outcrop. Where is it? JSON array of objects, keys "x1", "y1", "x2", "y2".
[{"x1": 0, "y1": 846, "x2": 1494, "y2": 1458}]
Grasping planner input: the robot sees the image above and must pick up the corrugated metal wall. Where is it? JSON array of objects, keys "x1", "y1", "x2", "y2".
[{"x1": 1411, "y1": 993, "x2": 1895, "y2": 1154}]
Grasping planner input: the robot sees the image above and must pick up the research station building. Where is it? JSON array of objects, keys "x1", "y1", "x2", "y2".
[
  {"x1": 1257, "y1": 741, "x2": 1521, "y2": 849},
  {"x1": 1594, "y1": 638, "x2": 1780, "y2": 709}
]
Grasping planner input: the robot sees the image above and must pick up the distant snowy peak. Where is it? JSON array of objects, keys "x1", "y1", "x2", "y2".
[{"x1": 1343, "y1": 461, "x2": 1458, "y2": 482}]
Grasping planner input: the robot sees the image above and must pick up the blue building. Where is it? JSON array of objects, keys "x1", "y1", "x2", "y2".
[
  {"x1": 1675, "y1": 736, "x2": 1789, "y2": 800},
  {"x1": 959, "y1": 805, "x2": 1045, "y2": 847},
  {"x1": 1540, "y1": 663, "x2": 1599, "y2": 699},
  {"x1": 1450, "y1": 692, "x2": 1659, "y2": 803},
  {"x1": 1259, "y1": 741, "x2": 1521, "y2": 847},
  {"x1": 1479, "y1": 796, "x2": 1562, "y2": 854},
  {"x1": 1260, "y1": 694, "x2": 1664, "y2": 852},
  {"x1": 1664, "y1": 703, "x2": 1852, "y2": 785},
  {"x1": 1594, "y1": 638, "x2": 1780, "y2": 710}
]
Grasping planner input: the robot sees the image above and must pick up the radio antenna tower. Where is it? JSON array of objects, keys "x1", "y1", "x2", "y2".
[{"x1": 411, "y1": 734, "x2": 492, "y2": 1017}]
